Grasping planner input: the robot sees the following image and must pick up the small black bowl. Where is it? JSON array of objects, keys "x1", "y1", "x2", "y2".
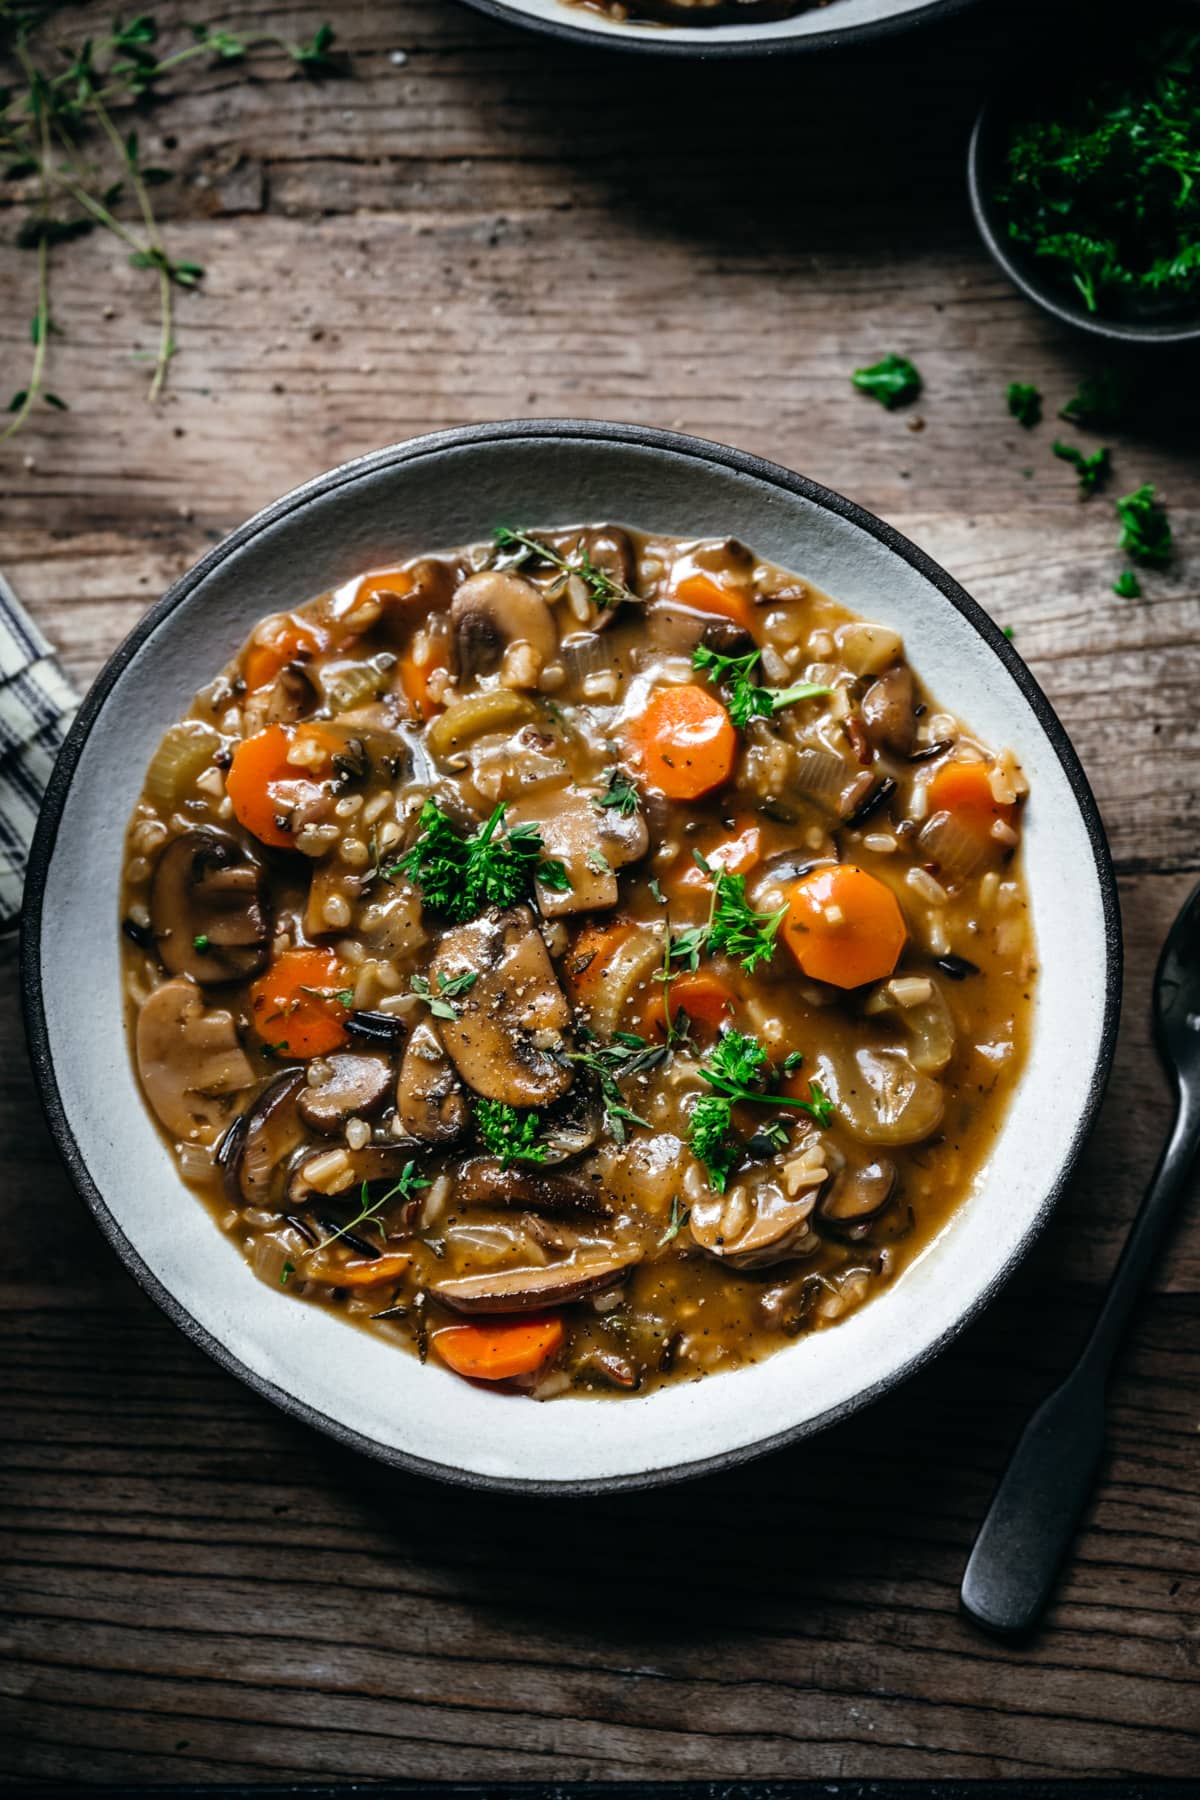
[{"x1": 968, "y1": 100, "x2": 1200, "y2": 351}]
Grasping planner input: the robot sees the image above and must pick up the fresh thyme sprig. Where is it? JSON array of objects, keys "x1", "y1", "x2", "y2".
[
  {"x1": 492, "y1": 525, "x2": 640, "y2": 611},
  {"x1": 0, "y1": 10, "x2": 338, "y2": 434},
  {"x1": 692, "y1": 643, "x2": 830, "y2": 732},
  {"x1": 569, "y1": 1029, "x2": 666, "y2": 1144},
  {"x1": 409, "y1": 969, "x2": 478, "y2": 1020},
  {"x1": 308, "y1": 1165, "x2": 429, "y2": 1257},
  {"x1": 593, "y1": 765, "x2": 642, "y2": 818}
]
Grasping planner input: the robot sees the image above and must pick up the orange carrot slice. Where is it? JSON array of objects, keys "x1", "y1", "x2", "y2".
[
  {"x1": 643, "y1": 969, "x2": 736, "y2": 1041},
  {"x1": 225, "y1": 723, "x2": 336, "y2": 848},
  {"x1": 672, "y1": 568, "x2": 759, "y2": 638},
  {"x1": 308, "y1": 1252, "x2": 412, "y2": 1288},
  {"x1": 927, "y1": 759, "x2": 1017, "y2": 844},
  {"x1": 250, "y1": 946, "x2": 351, "y2": 1057},
  {"x1": 784, "y1": 865, "x2": 907, "y2": 989},
  {"x1": 242, "y1": 615, "x2": 325, "y2": 693},
  {"x1": 398, "y1": 644, "x2": 448, "y2": 720},
  {"x1": 639, "y1": 685, "x2": 737, "y2": 801},
  {"x1": 678, "y1": 821, "x2": 762, "y2": 889},
  {"x1": 432, "y1": 1314, "x2": 566, "y2": 1381}
]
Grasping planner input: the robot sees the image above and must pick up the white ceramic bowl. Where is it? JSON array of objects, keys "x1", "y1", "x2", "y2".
[
  {"x1": 22, "y1": 421, "x2": 1120, "y2": 1493},
  {"x1": 458, "y1": 0, "x2": 977, "y2": 56}
]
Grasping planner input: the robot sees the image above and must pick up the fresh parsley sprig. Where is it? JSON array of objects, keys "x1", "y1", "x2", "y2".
[
  {"x1": 1053, "y1": 440, "x2": 1111, "y2": 498},
  {"x1": 492, "y1": 526, "x2": 640, "y2": 611},
  {"x1": 474, "y1": 1099, "x2": 547, "y2": 1166},
  {"x1": 851, "y1": 353, "x2": 923, "y2": 410},
  {"x1": 1007, "y1": 382, "x2": 1043, "y2": 429},
  {"x1": 392, "y1": 797, "x2": 571, "y2": 921},
  {"x1": 692, "y1": 643, "x2": 830, "y2": 732},
  {"x1": 671, "y1": 858, "x2": 786, "y2": 977},
  {"x1": 688, "y1": 1029, "x2": 835, "y2": 1191},
  {"x1": 1115, "y1": 483, "x2": 1173, "y2": 566},
  {"x1": 594, "y1": 766, "x2": 642, "y2": 818}
]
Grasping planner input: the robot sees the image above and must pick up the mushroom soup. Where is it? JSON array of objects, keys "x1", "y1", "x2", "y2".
[{"x1": 121, "y1": 525, "x2": 1034, "y2": 1397}]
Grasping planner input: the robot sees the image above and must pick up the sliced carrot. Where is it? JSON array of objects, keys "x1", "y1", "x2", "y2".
[
  {"x1": 678, "y1": 821, "x2": 762, "y2": 890},
  {"x1": 783, "y1": 864, "x2": 907, "y2": 990},
  {"x1": 250, "y1": 946, "x2": 351, "y2": 1057},
  {"x1": 643, "y1": 970, "x2": 736, "y2": 1042},
  {"x1": 398, "y1": 644, "x2": 448, "y2": 720},
  {"x1": 357, "y1": 567, "x2": 415, "y2": 604},
  {"x1": 639, "y1": 685, "x2": 737, "y2": 802},
  {"x1": 308, "y1": 1251, "x2": 412, "y2": 1288},
  {"x1": 927, "y1": 758, "x2": 1017, "y2": 843},
  {"x1": 432, "y1": 1314, "x2": 566, "y2": 1382},
  {"x1": 226, "y1": 723, "x2": 335, "y2": 848},
  {"x1": 567, "y1": 918, "x2": 637, "y2": 1008},
  {"x1": 672, "y1": 568, "x2": 759, "y2": 638},
  {"x1": 242, "y1": 614, "x2": 325, "y2": 693}
]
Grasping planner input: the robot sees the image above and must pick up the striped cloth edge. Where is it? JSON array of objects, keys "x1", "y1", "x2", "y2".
[{"x1": 0, "y1": 570, "x2": 78, "y2": 931}]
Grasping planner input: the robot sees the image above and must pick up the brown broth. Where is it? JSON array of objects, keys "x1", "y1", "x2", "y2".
[{"x1": 120, "y1": 524, "x2": 1034, "y2": 1398}]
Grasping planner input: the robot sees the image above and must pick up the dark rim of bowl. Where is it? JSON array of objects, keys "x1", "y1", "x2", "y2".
[
  {"x1": 20, "y1": 417, "x2": 1123, "y2": 1497},
  {"x1": 968, "y1": 103, "x2": 1200, "y2": 349},
  {"x1": 457, "y1": 0, "x2": 979, "y2": 59}
]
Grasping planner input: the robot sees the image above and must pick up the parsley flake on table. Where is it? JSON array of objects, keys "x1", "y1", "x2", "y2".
[
  {"x1": 851, "y1": 353, "x2": 923, "y2": 410},
  {"x1": 1115, "y1": 484, "x2": 1173, "y2": 566},
  {"x1": 1113, "y1": 569, "x2": 1143, "y2": 598},
  {"x1": 1059, "y1": 368, "x2": 1130, "y2": 428},
  {"x1": 1052, "y1": 440, "x2": 1111, "y2": 498},
  {"x1": 1007, "y1": 382, "x2": 1043, "y2": 429}
]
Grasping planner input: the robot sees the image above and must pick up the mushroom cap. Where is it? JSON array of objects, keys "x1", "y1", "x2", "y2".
[
  {"x1": 451, "y1": 570, "x2": 559, "y2": 681},
  {"x1": 456, "y1": 1159, "x2": 613, "y2": 1218},
  {"x1": 222, "y1": 1068, "x2": 308, "y2": 1207},
  {"x1": 429, "y1": 905, "x2": 574, "y2": 1107},
  {"x1": 298, "y1": 1053, "x2": 394, "y2": 1134},
  {"x1": 689, "y1": 1177, "x2": 821, "y2": 1271},
  {"x1": 150, "y1": 828, "x2": 271, "y2": 985},
  {"x1": 135, "y1": 976, "x2": 255, "y2": 1143}
]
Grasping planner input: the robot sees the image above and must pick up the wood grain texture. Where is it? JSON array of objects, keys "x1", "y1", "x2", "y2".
[{"x1": 1, "y1": 0, "x2": 1198, "y2": 1782}]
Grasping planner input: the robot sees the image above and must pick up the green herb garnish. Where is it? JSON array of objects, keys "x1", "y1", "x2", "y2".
[
  {"x1": 1113, "y1": 568, "x2": 1143, "y2": 598},
  {"x1": 594, "y1": 766, "x2": 642, "y2": 817},
  {"x1": 474, "y1": 1099, "x2": 547, "y2": 1166},
  {"x1": 1053, "y1": 440, "x2": 1111, "y2": 498},
  {"x1": 569, "y1": 1030, "x2": 665, "y2": 1144},
  {"x1": 192, "y1": 933, "x2": 210, "y2": 952},
  {"x1": 392, "y1": 797, "x2": 570, "y2": 920},
  {"x1": 692, "y1": 644, "x2": 830, "y2": 732},
  {"x1": 851, "y1": 353, "x2": 922, "y2": 410},
  {"x1": 671, "y1": 859, "x2": 787, "y2": 976},
  {"x1": 995, "y1": 28, "x2": 1200, "y2": 316},
  {"x1": 1115, "y1": 483, "x2": 1172, "y2": 566},
  {"x1": 1059, "y1": 369, "x2": 1130, "y2": 428},
  {"x1": 1007, "y1": 382, "x2": 1042, "y2": 428},
  {"x1": 410, "y1": 969, "x2": 478, "y2": 1020},
  {"x1": 280, "y1": 1260, "x2": 295, "y2": 1286},
  {"x1": 309, "y1": 1167, "x2": 429, "y2": 1257},
  {"x1": 657, "y1": 1193, "x2": 691, "y2": 1247},
  {"x1": 0, "y1": 12, "x2": 338, "y2": 437},
  {"x1": 688, "y1": 1028, "x2": 835, "y2": 1191},
  {"x1": 492, "y1": 526, "x2": 639, "y2": 611}
]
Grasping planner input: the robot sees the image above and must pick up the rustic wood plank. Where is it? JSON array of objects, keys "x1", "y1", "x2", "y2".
[{"x1": 2, "y1": 0, "x2": 1199, "y2": 1782}]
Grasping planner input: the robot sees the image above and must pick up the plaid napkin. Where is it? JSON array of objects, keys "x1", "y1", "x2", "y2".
[{"x1": 0, "y1": 570, "x2": 78, "y2": 933}]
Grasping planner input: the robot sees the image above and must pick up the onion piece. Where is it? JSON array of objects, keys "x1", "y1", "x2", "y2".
[{"x1": 145, "y1": 721, "x2": 222, "y2": 807}]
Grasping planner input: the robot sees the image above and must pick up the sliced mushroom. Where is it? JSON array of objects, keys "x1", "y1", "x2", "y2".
[
  {"x1": 430, "y1": 1249, "x2": 638, "y2": 1314},
  {"x1": 758, "y1": 1272, "x2": 824, "y2": 1335},
  {"x1": 511, "y1": 786, "x2": 648, "y2": 918},
  {"x1": 221, "y1": 1069, "x2": 308, "y2": 1207},
  {"x1": 451, "y1": 570, "x2": 558, "y2": 683},
  {"x1": 818, "y1": 1157, "x2": 897, "y2": 1231},
  {"x1": 298, "y1": 1053, "x2": 393, "y2": 1134},
  {"x1": 150, "y1": 828, "x2": 270, "y2": 984},
  {"x1": 833, "y1": 1046, "x2": 945, "y2": 1147},
  {"x1": 396, "y1": 1018, "x2": 469, "y2": 1144},
  {"x1": 539, "y1": 1082, "x2": 603, "y2": 1164},
  {"x1": 689, "y1": 1172, "x2": 822, "y2": 1270},
  {"x1": 861, "y1": 664, "x2": 916, "y2": 756},
  {"x1": 456, "y1": 1159, "x2": 613, "y2": 1218},
  {"x1": 266, "y1": 662, "x2": 320, "y2": 725},
  {"x1": 429, "y1": 906, "x2": 574, "y2": 1107},
  {"x1": 135, "y1": 977, "x2": 256, "y2": 1143}
]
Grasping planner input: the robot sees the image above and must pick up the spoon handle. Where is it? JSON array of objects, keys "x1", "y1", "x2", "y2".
[{"x1": 960, "y1": 1086, "x2": 1200, "y2": 1636}]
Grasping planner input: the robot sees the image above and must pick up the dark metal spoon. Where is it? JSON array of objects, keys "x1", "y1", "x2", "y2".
[{"x1": 961, "y1": 878, "x2": 1200, "y2": 1636}]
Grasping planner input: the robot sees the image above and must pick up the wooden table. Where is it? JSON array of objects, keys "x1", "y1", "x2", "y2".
[{"x1": 2, "y1": 0, "x2": 1198, "y2": 1782}]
